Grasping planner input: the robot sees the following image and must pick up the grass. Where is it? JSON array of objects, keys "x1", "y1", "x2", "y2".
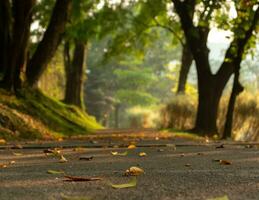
[
  {"x1": 0, "y1": 88, "x2": 102, "y2": 141},
  {"x1": 161, "y1": 92, "x2": 259, "y2": 141}
]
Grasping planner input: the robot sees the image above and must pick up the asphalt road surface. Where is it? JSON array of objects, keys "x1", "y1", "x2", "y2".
[{"x1": 0, "y1": 134, "x2": 259, "y2": 200}]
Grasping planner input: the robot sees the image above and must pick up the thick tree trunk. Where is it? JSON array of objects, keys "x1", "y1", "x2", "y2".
[
  {"x1": 177, "y1": 44, "x2": 193, "y2": 94},
  {"x1": 193, "y1": 75, "x2": 222, "y2": 135},
  {"x1": 1, "y1": 0, "x2": 35, "y2": 91},
  {"x1": 26, "y1": 0, "x2": 72, "y2": 88},
  {"x1": 64, "y1": 40, "x2": 86, "y2": 109},
  {"x1": 0, "y1": 0, "x2": 12, "y2": 77}
]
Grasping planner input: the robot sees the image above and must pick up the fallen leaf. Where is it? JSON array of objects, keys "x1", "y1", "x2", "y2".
[
  {"x1": 0, "y1": 164, "x2": 7, "y2": 168},
  {"x1": 127, "y1": 144, "x2": 136, "y2": 149},
  {"x1": 64, "y1": 175, "x2": 102, "y2": 182},
  {"x1": 185, "y1": 163, "x2": 191, "y2": 167},
  {"x1": 111, "y1": 151, "x2": 128, "y2": 156},
  {"x1": 9, "y1": 160, "x2": 15, "y2": 165},
  {"x1": 79, "y1": 156, "x2": 94, "y2": 161},
  {"x1": 197, "y1": 152, "x2": 204, "y2": 156},
  {"x1": 59, "y1": 155, "x2": 68, "y2": 163},
  {"x1": 12, "y1": 152, "x2": 23, "y2": 156},
  {"x1": 125, "y1": 166, "x2": 144, "y2": 176},
  {"x1": 44, "y1": 148, "x2": 61, "y2": 156},
  {"x1": 0, "y1": 139, "x2": 6, "y2": 144},
  {"x1": 207, "y1": 195, "x2": 229, "y2": 200},
  {"x1": 180, "y1": 153, "x2": 185, "y2": 157},
  {"x1": 213, "y1": 159, "x2": 232, "y2": 165},
  {"x1": 47, "y1": 170, "x2": 65, "y2": 174},
  {"x1": 216, "y1": 144, "x2": 224, "y2": 149},
  {"x1": 139, "y1": 152, "x2": 147, "y2": 157},
  {"x1": 111, "y1": 177, "x2": 137, "y2": 189},
  {"x1": 219, "y1": 160, "x2": 232, "y2": 165}
]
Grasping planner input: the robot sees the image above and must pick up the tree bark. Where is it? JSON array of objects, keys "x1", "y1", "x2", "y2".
[
  {"x1": 177, "y1": 44, "x2": 193, "y2": 94},
  {"x1": 1, "y1": 0, "x2": 35, "y2": 91},
  {"x1": 0, "y1": 0, "x2": 12, "y2": 77},
  {"x1": 64, "y1": 40, "x2": 86, "y2": 109},
  {"x1": 26, "y1": 0, "x2": 72, "y2": 88}
]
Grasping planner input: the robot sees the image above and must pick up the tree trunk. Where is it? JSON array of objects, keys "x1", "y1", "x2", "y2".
[
  {"x1": 177, "y1": 44, "x2": 193, "y2": 94},
  {"x1": 222, "y1": 74, "x2": 243, "y2": 139},
  {"x1": 26, "y1": 0, "x2": 72, "y2": 88},
  {"x1": 1, "y1": 0, "x2": 35, "y2": 91},
  {"x1": 64, "y1": 40, "x2": 86, "y2": 109},
  {"x1": 0, "y1": 0, "x2": 12, "y2": 77}
]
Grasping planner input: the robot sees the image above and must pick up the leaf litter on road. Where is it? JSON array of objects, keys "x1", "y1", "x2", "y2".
[
  {"x1": 213, "y1": 159, "x2": 232, "y2": 165},
  {"x1": 59, "y1": 155, "x2": 68, "y2": 163},
  {"x1": 110, "y1": 177, "x2": 137, "y2": 189}
]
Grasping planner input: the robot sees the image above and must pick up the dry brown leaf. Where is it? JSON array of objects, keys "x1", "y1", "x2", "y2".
[
  {"x1": 219, "y1": 160, "x2": 232, "y2": 165},
  {"x1": 0, "y1": 164, "x2": 7, "y2": 168},
  {"x1": 79, "y1": 156, "x2": 94, "y2": 161},
  {"x1": 64, "y1": 175, "x2": 102, "y2": 182},
  {"x1": 139, "y1": 152, "x2": 147, "y2": 157},
  {"x1": 157, "y1": 149, "x2": 164, "y2": 152},
  {"x1": 185, "y1": 163, "x2": 191, "y2": 167},
  {"x1": 125, "y1": 166, "x2": 144, "y2": 176},
  {"x1": 216, "y1": 144, "x2": 224, "y2": 149},
  {"x1": 127, "y1": 144, "x2": 136, "y2": 149}
]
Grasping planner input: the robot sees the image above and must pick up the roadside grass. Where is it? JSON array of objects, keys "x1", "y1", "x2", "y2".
[
  {"x1": 0, "y1": 88, "x2": 102, "y2": 141},
  {"x1": 161, "y1": 92, "x2": 259, "y2": 141}
]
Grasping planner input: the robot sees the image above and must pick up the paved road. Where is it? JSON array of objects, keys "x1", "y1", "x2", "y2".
[{"x1": 0, "y1": 135, "x2": 259, "y2": 200}]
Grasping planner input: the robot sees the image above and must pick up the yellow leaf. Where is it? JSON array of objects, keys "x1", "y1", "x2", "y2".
[
  {"x1": 0, "y1": 139, "x2": 6, "y2": 144},
  {"x1": 139, "y1": 152, "x2": 147, "y2": 157},
  {"x1": 125, "y1": 166, "x2": 144, "y2": 176},
  {"x1": 59, "y1": 155, "x2": 68, "y2": 163},
  {"x1": 47, "y1": 170, "x2": 65, "y2": 174},
  {"x1": 111, "y1": 177, "x2": 137, "y2": 189},
  {"x1": 111, "y1": 151, "x2": 128, "y2": 156},
  {"x1": 12, "y1": 152, "x2": 23, "y2": 156},
  {"x1": 127, "y1": 144, "x2": 136, "y2": 149},
  {"x1": 207, "y1": 195, "x2": 229, "y2": 200}
]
